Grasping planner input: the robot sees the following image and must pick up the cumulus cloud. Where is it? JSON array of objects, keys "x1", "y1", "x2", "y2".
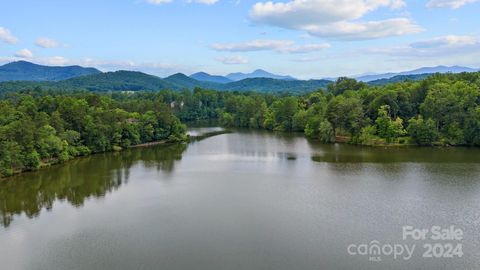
[
  {"x1": 14, "y1": 49, "x2": 33, "y2": 59},
  {"x1": 0, "y1": 27, "x2": 18, "y2": 44},
  {"x1": 36, "y1": 37, "x2": 59, "y2": 48},
  {"x1": 216, "y1": 55, "x2": 249, "y2": 64},
  {"x1": 366, "y1": 35, "x2": 480, "y2": 57},
  {"x1": 250, "y1": 0, "x2": 403, "y2": 28},
  {"x1": 426, "y1": 0, "x2": 478, "y2": 9},
  {"x1": 211, "y1": 39, "x2": 330, "y2": 53},
  {"x1": 304, "y1": 18, "x2": 423, "y2": 40},
  {"x1": 249, "y1": 0, "x2": 421, "y2": 40}
]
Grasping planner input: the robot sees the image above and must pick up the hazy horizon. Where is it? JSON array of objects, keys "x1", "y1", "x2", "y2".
[{"x1": 2, "y1": 59, "x2": 479, "y2": 81}]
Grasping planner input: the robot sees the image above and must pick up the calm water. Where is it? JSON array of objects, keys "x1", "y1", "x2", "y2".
[{"x1": 1, "y1": 128, "x2": 480, "y2": 270}]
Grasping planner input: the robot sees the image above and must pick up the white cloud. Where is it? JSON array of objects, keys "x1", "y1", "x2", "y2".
[
  {"x1": 426, "y1": 0, "x2": 478, "y2": 9},
  {"x1": 286, "y1": 43, "x2": 331, "y2": 53},
  {"x1": 305, "y1": 18, "x2": 423, "y2": 40},
  {"x1": 366, "y1": 35, "x2": 480, "y2": 57},
  {"x1": 291, "y1": 55, "x2": 323, "y2": 62},
  {"x1": 0, "y1": 27, "x2": 18, "y2": 44},
  {"x1": 46, "y1": 56, "x2": 69, "y2": 65},
  {"x1": 250, "y1": 0, "x2": 403, "y2": 28},
  {"x1": 390, "y1": 0, "x2": 407, "y2": 9},
  {"x1": 211, "y1": 39, "x2": 330, "y2": 53},
  {"x1": 36, "y1": 37, "x2": 59, "y2": 48},
  {"x1": 410, "y1": 35, "x2": 478, "y2": 49},
  {"x1": 249, "y1": 0, "x2": 421, "y2": 40},
  {"x1": 212, "y1": 40, "x2": 293, "y2": 52},
  {"x1": 216, "y1": 55, "x2": 249, "y2": 64},
  {"x1": 14, "y1": 49, "x2": 33, "y2": 59}
]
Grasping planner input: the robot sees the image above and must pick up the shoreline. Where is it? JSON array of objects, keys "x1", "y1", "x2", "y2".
[
  {"x1": 0, "y1": 139, "x2": 182, "y2": 180},
  {"x1": 188, "y1": 130, "x2": 232, "y2": 141},
  {"x1": 128, "y1": 140, "x2": 168, "y2": 148},
  {"x1": 1, "y1": 127, "x2": 473, "y2": 180},
  {"x1": 0, "y1": 130, "x2": 232, "y2": 180}
]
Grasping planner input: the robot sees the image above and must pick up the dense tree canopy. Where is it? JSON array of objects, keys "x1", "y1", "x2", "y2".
[
  {"x1": 2, "y1": 71, "x2": 480, "y2": 177},
  {"x1": 0, "y1": 91, "x2": 186, "y2": 177},
  {"x1": 174, "y1": 73, "x2": 480, "y2": 148}
]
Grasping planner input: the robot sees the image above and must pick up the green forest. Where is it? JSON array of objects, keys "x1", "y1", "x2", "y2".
[
  {"x1": 0, "y1": 91, "x2": 187, "y2": 177},
  {"x1": 170, "y1": 72, "x2": 480, "y2": 147},
  {"x1": 1, "y1": 71, "x2": 480, "y2": 177}
]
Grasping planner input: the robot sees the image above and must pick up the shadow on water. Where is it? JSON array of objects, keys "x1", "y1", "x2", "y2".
[
  {"x1": 0, "y1": 143, "x2": 187, "y2": 228},
  {"x1": 308, "y1": 142, "x2": 480, "y2": 164},
  {"x1": 308, "y1": 141, "x2": 480, "y2": 190}
]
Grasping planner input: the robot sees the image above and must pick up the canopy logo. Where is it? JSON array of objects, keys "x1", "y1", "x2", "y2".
[
  {"x1": 347, "y1": 225, "x2": 464, "y2": 262},
  {"x1": 347, "y1": 241, "x2": 415, "y2": 261}
]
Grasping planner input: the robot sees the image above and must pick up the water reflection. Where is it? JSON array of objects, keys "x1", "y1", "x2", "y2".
[
  {"x1": 1, "y1": 129, "x2": 480, "y2": 270},
  {"x1": 0, "y1": 143, "x2": 187, "y2": 228},
  {"x1": 309, "y1": 142, "x2": 480, "y2": 163},
  {"x1": 131, "y1": 143, "x2": 187, "y2": 173},
  {"x1": 3, "y1": 129, "x2": 480, "y2": 229},
  {"x1": 218, "y1": 129, "x2": 307, "y2": 162}
]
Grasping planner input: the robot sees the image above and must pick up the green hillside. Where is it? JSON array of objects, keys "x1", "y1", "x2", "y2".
[
  {"x1": 368, "y1": 73, "x2": 433, "y2": 86},
  {"x1": 0, "y1": 61, "x2": 101, "y2": 82},
  {"x1": 57, "y1": 70, "x2": 176, "y2": 91},
  {"x1": 164, "y1": 73, "x2": 221, "y2": 90},
  {"x1": 221, "y1": 77, "x2": 331, "y2": 93}
]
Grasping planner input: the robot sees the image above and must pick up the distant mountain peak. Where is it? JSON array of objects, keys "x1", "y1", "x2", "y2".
[
  {"x1": 192, "y1": 71, "x2": 209, "y2": 76},
  {"x1": 190, "y1": 72, "x2": 232, "y2": 84},
  {"x1": 8, "y1": 60, "x2": 31, "y2": 65},
  {"x1": 253, "y1": 69, "x2": 268, "y2": 73},
  {"x1": 167, "y1": 73, "x2": 190, "y2": 79},
  {"x1": 226, "y1": 69, "x2": 296, "y2": 81},
  {"x1": 7, "y1": 60, "x2": 34, "y2": 65}
]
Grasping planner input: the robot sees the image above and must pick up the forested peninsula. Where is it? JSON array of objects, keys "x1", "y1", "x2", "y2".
[{"x1": 1, "y1": 72, "x2": 480, "y2": 177}]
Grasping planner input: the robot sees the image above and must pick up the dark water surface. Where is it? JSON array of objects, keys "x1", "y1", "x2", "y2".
[{"x1": 1, "y1": 128, "x2": 479, "y2": 270}]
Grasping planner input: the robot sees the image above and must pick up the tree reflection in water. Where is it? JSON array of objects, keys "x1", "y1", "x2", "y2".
[{"x1": 0, "y1": 143, "x2": 187, "y2": 228}]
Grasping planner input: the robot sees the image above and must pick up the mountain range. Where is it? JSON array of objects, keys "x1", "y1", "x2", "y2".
[
  {"x1": 0, "y1": 61, "x2": 479, "y2": 94},
  {"x1": 225, "y1": 69, "x2": 296, "y2": 81},
  {"x1": 367, "y1": 73, "x2": 434, "y2": 86},
  {"x1": 0, "y1": 62, "x2": 330, "y2": 94},
  {"x1": 355, "y1": 65, "x2": 479, "y2": 82},
  {"x1": 165, "y1": 73, "x2": 220, "y2": 89},
  {"x1": 0, "y1": 61, "x2": 101, "y2": 82},
  {"x1": 189, "y1": 72, "x2": 232, "y2": 84},
  {"x1": 57, "y1": 70, "x2": 174, "y2": 91},
  {"x1": 189, "y1": 69, "x2": 296, "y2": 83}
]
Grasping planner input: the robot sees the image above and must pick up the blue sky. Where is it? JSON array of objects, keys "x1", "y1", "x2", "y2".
[{"x1": 1, "y1": 0, "x2": 480, "y2": 79}]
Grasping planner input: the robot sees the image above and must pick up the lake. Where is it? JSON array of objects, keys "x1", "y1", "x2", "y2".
[{"x1": 1, "y1": 128, "x2": 479, "y2": 270}]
